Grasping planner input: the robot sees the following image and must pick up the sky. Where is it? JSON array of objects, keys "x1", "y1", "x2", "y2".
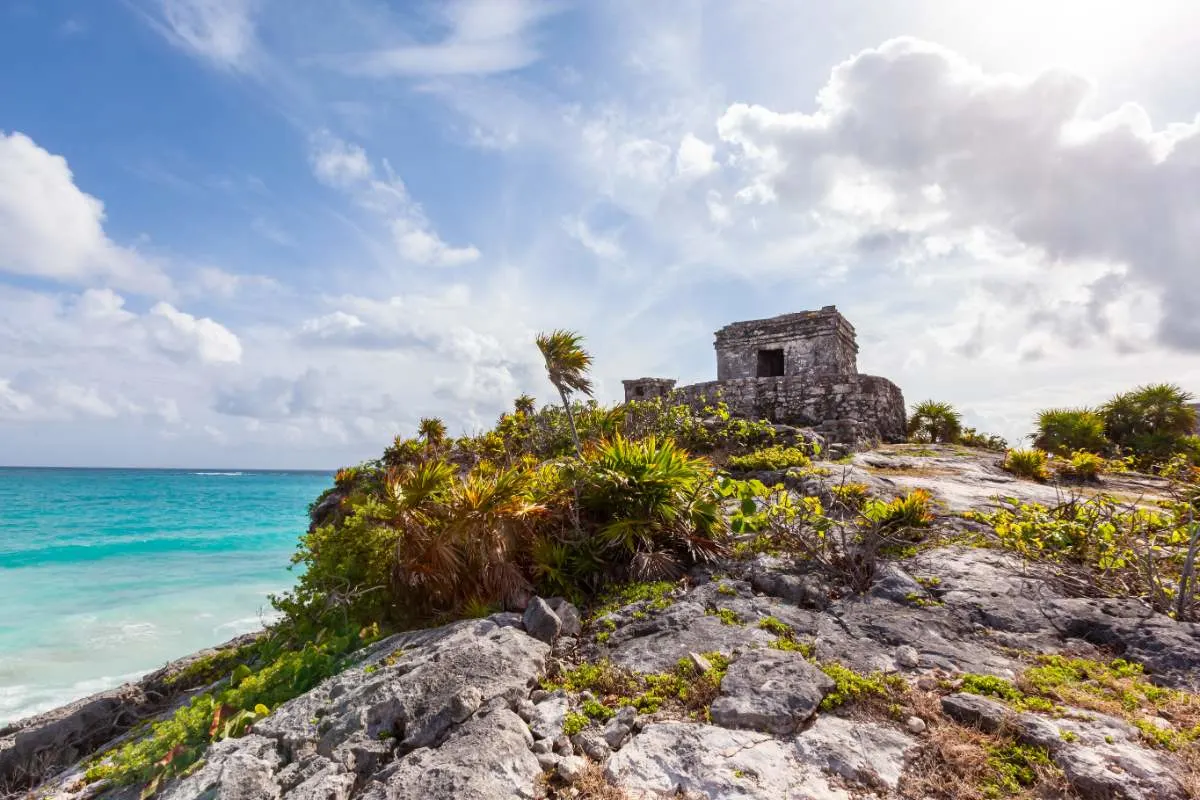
[{"x1": 2, "y1": 0, "x2": 1200, "y2": 469}]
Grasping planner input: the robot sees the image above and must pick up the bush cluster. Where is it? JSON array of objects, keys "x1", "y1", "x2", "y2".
[
  {"x1": 1033, "y1": 385, "x2": 1198, "y2": 470},
  {"x1": 278, "y1": 433, "x2": 729, "y2": 630},
  {"x1": 969, "y1": 495, "x2": 1200, "y2": 619}
]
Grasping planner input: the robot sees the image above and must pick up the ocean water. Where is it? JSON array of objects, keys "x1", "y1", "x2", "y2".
[{"x1": 0, "y1": 467, "x2": 333, "y2": 727}]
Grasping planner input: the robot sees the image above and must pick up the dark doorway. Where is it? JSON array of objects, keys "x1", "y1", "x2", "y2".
[{"x1": 756, "y1": 348, "x2": 785, "y2": 377}]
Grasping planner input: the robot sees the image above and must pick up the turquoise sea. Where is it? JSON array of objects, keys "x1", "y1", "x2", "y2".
[{"x1": 0, "y1": 467, "x2": 333, "y2": 727}]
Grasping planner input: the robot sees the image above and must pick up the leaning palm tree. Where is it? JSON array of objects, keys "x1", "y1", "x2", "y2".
[{"x1": 535, "y1": 330, "x2": 594, "y2": 457}]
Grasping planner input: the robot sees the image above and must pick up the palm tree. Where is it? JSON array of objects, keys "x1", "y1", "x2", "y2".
[
  {"x1": 514, "y1": 394, "x2": 536, "y2": 416},
  {"x1": 417, "y1": 417, "x2": 448, "y2": 449},
  {"x1": 535, "y1": 330, "x2": 594, "y2": 457},
  {"x1": 906, "y1": 400, "x2": 962, "y2": 444}
]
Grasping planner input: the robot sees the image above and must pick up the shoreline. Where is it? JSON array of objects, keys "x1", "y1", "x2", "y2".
[{"x1": 0, "y1": 630, "x2": 263, "y2": 796}]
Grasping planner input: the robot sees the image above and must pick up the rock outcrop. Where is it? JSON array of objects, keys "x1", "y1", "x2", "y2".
[{"x1": 10, "y1": 445, "x2": 1200, "y2": 800}]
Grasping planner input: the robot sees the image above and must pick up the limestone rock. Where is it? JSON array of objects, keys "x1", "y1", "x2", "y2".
[
  {"x1": 940, "y1": 692, "x2": 1008, "y2": 733},
  {"x1": 792, "y1": 715, "x2": 918, "y2": 791},
  {"x1": 605, "y1": 721, "x2": 846, "y2": 800},
  {"x1": 373, "y1": 709, "x2": 541, "y2": 800},
  {"x1": 545, "y1": 598, "x2": 583, "y2": 638},
  {"x1": 709, "y1": 650, "x2": 834, "y2": 734},
  {"x1": 528, "y1": 693, "x2": 568, "y2": 741},
  {"x1": 555, "y1": 756, "x2": 587, "y2": 784},
  {"x1": 601, "y1": 717, "x2": 631, "y2": 750},
  {"x1": 263, "y1": 621, "x2": 545, "y2": 758},
  {"x1": 522, "y1": 598, "x2": 562, "y2": 645},
  {"x1": 894, "y1": 645, "x2": 920, "y2": 669},
  {"x1": 158, "y1": 734, "x2": 282, "y2": 800},
  {"x1": 942, "y1": 692, "x2": 1187, "y2": 800},
  {"x1": 570, "y1": 730, "x2": 611, "y2": 761}
]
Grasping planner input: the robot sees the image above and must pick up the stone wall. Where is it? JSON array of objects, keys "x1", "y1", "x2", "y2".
[
  {"x1": 714, "y1": 306, "x2": 858, "y2": 381},
  {"x1": 1191, "y1": 402, "x2": 1200, "y2": 434},
  {"x1": 622, "y1": 378, "x2": 677, "y2": 401},
  {"x1": 671, "y1": 374, "x2": 907, "y2": 446}
]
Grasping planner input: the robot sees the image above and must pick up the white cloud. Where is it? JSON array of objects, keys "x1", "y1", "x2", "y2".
[
  {"x1": 148, "y1": 302, "x2": 243, "y2": 364},
  {"x1": 334, "y1": 0, "x2": 556, "y2": 77},
  {"x1": 562, "y1": 216, "x2": 624, "y2": 260},
  {"x1": 0, "y1": 132, "x2": 171, "y2": 295},
  {"x1": 0, "y1": 287, "x2": 240, "y2": 367},
  {"x1": 0, "y1": 374, "x2": 136, "y2": 422},
  {"x1": 391, "y1": 219, "x2": 481, "y2": 267},
  {"x1": 675, "y1": 133, "x2": 717, "y2": 178},
  {"x1": 309, "y1": 131, "x2": 480, "y2": 266},
  {"x1": 309, "y1": 135, "x2": 372, "y2": 187},
  {"x1": 714, "y1": 37, "x2": 1200, "y2": 349},
  {"x1": 151, "y1": 0, "x2": 259, "y2": 71},
  {"x1": 189, "y1": 266, "x2": 280, "y2": 298}
]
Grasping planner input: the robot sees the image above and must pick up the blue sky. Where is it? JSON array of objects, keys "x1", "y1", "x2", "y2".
[{"x1": 2, "y1": 0, "x2": 1199, "y2": 468}]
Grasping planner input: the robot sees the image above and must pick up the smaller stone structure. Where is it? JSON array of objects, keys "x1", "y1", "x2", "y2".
[
  {"x1": 1190, "y1": 402, "x2": 1200, "y2": 434},
  {"x1": 624, "y1": 306, "x2": 906, "y2": 447}
]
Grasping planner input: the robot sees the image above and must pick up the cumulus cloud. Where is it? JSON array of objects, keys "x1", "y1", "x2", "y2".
[
  {"x1": 333, "y1": 0, "x2": 556, "y2": 77},
  {"x1": 714, "y1": 37, "x2": 1200, "y2": 350},
  {"x1": 147, "y1": 302, "x2": 243, "y2": 364},
  {"x1": 675, "y1": 133, "x2": 717, "y2": 178},
  {"x1": 0, "y1": 372, "x2": 164, "y2": 423},
  {"x1": 309, "y1": 131, "x2": 480, "y2": 266},
  {"x1": 0, "y1": 287, "x2": 241, "y2": 366},
  {"x1": 0, "y1": 132, "x2": 171, "y2": 295}
]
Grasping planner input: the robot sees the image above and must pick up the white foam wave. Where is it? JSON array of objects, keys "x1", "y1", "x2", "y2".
[
  {"x1": 0, "y1": 670, "x2": 148, "y2": 727},
  {"x1": 193, "y1": 472, "x2": 243, "y2": 476},
  {"x1": 213, "y1": 613, "x2": 276, "y2": 637}
]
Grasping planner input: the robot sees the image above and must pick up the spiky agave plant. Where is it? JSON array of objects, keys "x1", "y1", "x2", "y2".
[
  {"x1": 388, "y1": 460, "x2": 546, "y2": 616},
  {"x1": 535, "y1": 330, "x2": 594, "y2": 457},
  {"x1": 574, "y1": 435, "x2": 727, "y2": 579},
  {"x1": 907, "y1": 400, "x2": 963, "y2": 444}
]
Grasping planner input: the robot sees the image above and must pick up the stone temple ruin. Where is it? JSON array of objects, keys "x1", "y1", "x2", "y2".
[{"x1": 623, "y1": 306, "x2": 907, "y2": 447}]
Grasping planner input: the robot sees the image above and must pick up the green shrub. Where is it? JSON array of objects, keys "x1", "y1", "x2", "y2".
[
  {"x1": 726, "y1": 445, "x2": 812, "y2": 472},
  {"x1": 1034, "y1": 408, "x2": 1109, "y2": 456},
  {"x1": 573, "y1": 435, "x2": 728, "y2": 579},
  {"x1": 562, "y1": 712, "x2": 589, "y2": 736},
  {"x1": 984, "y1": 743, "x2": 1055, "y2": 795},
  {"x1": 86, "y1": 631, "x2": 367, "y2": 787},
  {"x1": 581, "y1": 698, "x2": 614, "y2": 721},
  {"x1": 757, "y1": 616, "x2": 792, "y2": 637},
  {"x1": 1102, "y1": 384, "x2": 1198, "y2": 468},
  {"x1": 907, "y1": 400, "x2": 962, "y2": 444},
  {"x1": 972, "y1": 496, "x2": 1200, "y2": 618},
  {"x1": 958, "y1": 427, "x2": 1008, "y2": 452},
  {"x1": 1002, "y1": 449, "x2": 1050, "y2": 482},
  {"x1": 1054, "y1": 450, "x2": 1105, "y2": 482},
  {"x1": 862, "y1": 489, "x2": 935, "y2": 530},
  {"x1": 829, "y1": 481, "x2": 871, "y2": 509},
  {"x1": 620, "y1": 397, "x2": 777, "y2": 456},
  {"x1": 818, "y1": 663, "x2": 906, "y2": 710}
]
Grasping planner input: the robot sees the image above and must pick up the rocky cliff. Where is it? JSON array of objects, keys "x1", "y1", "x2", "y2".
[{"x1": 7, "y1": 445, "x2": 1200, "y2": 800}]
